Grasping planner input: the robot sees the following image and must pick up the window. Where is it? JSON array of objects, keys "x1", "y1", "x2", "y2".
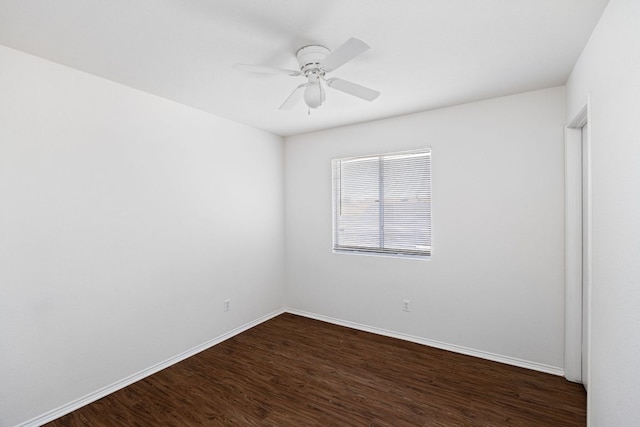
[{"x1": 332, "y1": 147, "x2": 432, "y2": 258}]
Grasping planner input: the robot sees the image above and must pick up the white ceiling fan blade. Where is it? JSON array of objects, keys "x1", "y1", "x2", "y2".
[
  {"x1": 279, "y1": 83, "x2": 310, "y2": 110},
  {"x1": 321, "y1": 38, "x2": 370, "y2": 72},
  {"x1": 326, "y1": 77, "x2": 380, "y2": 101},
  {"x1": 233, "y1": 63, "x2": 301, "y2": 76}
]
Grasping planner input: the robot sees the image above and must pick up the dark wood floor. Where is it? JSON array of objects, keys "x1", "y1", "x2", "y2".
[{"x1": 47, "y1": 313, "x2": 586, "y2": 426}]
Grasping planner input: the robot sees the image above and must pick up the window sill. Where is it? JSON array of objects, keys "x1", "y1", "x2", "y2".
[{"x1": 332, "y1": 249, "x2": 430, "y2": 260}]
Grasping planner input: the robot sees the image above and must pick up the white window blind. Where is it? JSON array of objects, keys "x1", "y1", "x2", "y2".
[{"x1": 332, "y1": 148, "x2": 432, "y2": 257}]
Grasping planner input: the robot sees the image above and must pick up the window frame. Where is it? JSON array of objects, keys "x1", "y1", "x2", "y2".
[{"x1": 331, "y1": 147, "x2": 432, "y2": 259}]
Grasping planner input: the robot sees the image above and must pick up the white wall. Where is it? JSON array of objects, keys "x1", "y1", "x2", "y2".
[
  {"x1": 285, "y1": 87, "x2": 566, "y2": 370},
  {"x1": 0, "y1": 45, "x2": 284, "y2": 426},
  {"x1": 566, "y1": 1, "x2": 640, "y2": 425}
]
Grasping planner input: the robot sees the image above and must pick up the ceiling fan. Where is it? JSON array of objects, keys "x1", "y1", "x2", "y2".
[{"x1": 234, "y1": 38, "x2": 380, "y2": 111}]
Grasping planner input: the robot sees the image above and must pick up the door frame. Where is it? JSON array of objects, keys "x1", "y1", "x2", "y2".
[{"x1": 564, "y1": 100, "x2": 591, "y2": 384}]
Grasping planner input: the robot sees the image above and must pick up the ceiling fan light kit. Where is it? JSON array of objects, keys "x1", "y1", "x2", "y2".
[{"x1": 234, "y1": 38, "x2": 380, "y2": 111}]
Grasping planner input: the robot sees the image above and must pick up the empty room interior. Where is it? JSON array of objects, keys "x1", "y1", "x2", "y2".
[{"x1": 1, "y1": 1, "x2": 639, "y2": 426}]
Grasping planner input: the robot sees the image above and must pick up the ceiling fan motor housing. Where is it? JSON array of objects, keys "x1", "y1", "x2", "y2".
[{"x1": 296, "y1": 45, "x2": 330, "y2": 78}]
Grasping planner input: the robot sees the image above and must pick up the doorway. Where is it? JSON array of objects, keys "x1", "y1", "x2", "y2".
[{"x1": 565, "y1": 103, "x2": 590, "y2": 391}]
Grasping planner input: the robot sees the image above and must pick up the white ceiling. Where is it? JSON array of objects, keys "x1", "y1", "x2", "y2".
[{"x1": 0, "y1": 0, "x2": 608, "y2": 137}]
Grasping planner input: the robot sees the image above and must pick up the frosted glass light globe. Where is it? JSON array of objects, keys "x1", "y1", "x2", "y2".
[{"x1": 303, "y1": 83, "x2": 325, "y2": 109}]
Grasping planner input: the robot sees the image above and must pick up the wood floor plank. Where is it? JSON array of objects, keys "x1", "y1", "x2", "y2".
[{"x1": 47, "y1": 313, "x2": 586, "y2": 426}]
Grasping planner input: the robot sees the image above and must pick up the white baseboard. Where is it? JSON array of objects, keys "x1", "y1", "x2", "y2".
[
  {"x1": 18, "y1": 308, "x2": 286, "y2": 427},
  {"x1": 20, "y1": 306, "x2": 564, "y2": 426},
  {"x1": 285, "y1": 308, "x2": 565, "y2": 377}
]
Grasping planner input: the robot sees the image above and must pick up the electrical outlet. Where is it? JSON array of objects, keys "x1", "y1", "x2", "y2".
[
  {"x1": 403, "y1": 299, "x2": 410, "y2": 312},
  {"x1": 224, "y1": 299, "x2": 231, "y2": 312}
]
